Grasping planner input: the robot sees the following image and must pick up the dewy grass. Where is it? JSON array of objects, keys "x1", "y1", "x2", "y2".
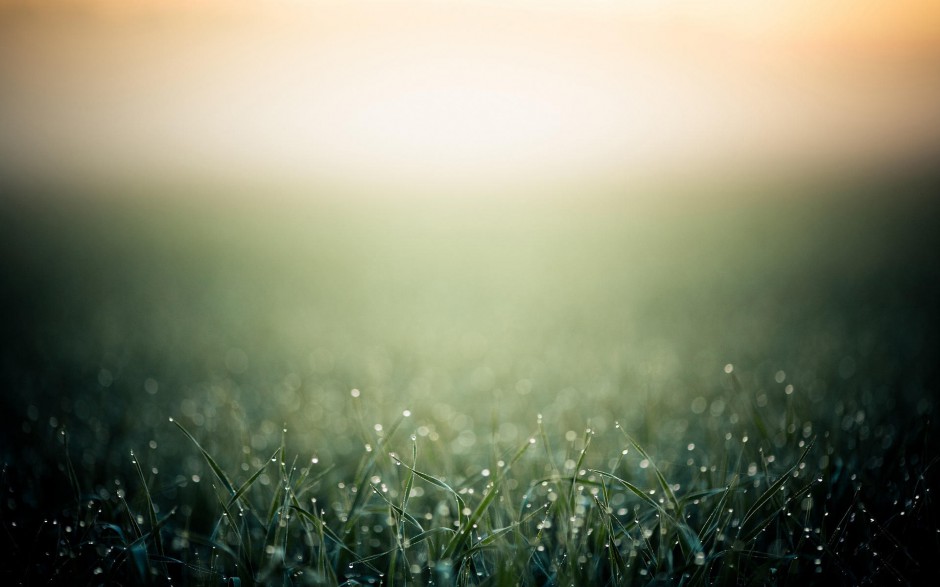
[
  {"x1": 1, "y1": 363, "x2": 936, "y2": 586},
  {"x1": 55, "y1": 372, "x2": 936, "y2": 585}
]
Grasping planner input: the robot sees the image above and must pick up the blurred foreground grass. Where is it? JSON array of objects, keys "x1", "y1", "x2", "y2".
[{"x1": 1, "y1": 171, "x2": 938, "y2": 584}]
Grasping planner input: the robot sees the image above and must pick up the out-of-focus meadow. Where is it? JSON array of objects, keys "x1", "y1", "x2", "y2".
[
  {"x1": 2, "y1": 1, "x2": 940, "y2": 584},
  {"x1": 4, "y1": 169, "x2": 938, "y2": 470}
]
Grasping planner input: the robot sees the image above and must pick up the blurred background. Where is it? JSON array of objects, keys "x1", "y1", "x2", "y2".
[
  {"x1": 2, "y1": 0, "x2": 940, "y2": 190},
  {"x1": 2, "y1": 0, "x2": 939, "y2": 485}
]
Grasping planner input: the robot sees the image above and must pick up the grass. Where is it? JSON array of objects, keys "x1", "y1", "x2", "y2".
[
  {"x1": 2, "y1": 366, "x2": 935, "y2": 585},
  {"x1": 1, "y1": 172, "x2": 938, "y2": 584}
]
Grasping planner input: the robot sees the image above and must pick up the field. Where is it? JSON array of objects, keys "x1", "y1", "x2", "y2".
[{"x1": 1, "y1": 170, "x2": 939, "y2": 585}]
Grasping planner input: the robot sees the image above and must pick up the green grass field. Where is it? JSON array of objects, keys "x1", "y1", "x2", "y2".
[{"x1": 1, "y1": 171, "x2": 938, "y2": 585}]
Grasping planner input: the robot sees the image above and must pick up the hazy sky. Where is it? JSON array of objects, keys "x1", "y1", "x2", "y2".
[{"x1": 2, "y1": 0, "x2": 939, "y2": 193}]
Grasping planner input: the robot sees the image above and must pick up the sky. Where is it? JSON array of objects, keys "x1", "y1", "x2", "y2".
[{"x1": 1, "y1": 0, "x2": 939, "y2": 195}]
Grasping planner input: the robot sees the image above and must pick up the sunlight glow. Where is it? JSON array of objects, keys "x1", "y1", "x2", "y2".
[{"x1": 1, "y1": 0, "x2": 939, "y2": 193}]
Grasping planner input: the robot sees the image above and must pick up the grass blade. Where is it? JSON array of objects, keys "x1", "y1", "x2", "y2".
[{"x1": 171, "y1": 418, "x2": 237, "y2": 498}]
